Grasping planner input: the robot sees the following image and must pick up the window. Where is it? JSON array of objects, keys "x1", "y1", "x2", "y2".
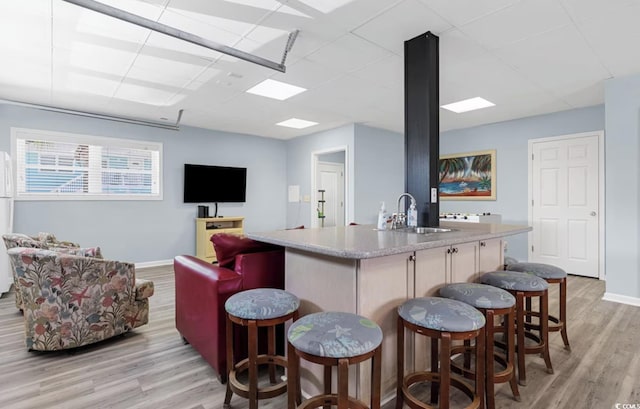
[{"x1": 11, "y1": 128, "x2": 162, "y2": 200}]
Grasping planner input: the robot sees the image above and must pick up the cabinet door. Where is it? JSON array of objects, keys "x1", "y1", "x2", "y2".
[
  {"x1": 478, "y1": 238, "x2": 504, "y2": 273},
  {"x1": 413, "y1": 248, "x2": 448, "y2": 372},
  {"x1": 450, "y1": 241, "x2": 479, "y2": 283},
  {"x1": 415, "y1": 247, "x2": 448, "y2": 297}
]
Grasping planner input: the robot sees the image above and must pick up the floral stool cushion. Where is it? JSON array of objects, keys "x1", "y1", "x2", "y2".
[
  {"x1": 507, "y1": 262, "x2": 567, "y2": 280},
  {"x1": 439, "y1": 283, "x2": 515, "y2": 309},
  {"x1": 225, "y1": 288, "x2": 299, "y2": 320},
  {"x1": 398, "y1": 297, "x2": 486, "y2": 333},
  {"x1": 288, "y1": 311, "x2": 382, "y2": 358},
  {"x1": 480, "y1": 271, "x2": 549, "y2": 292}
]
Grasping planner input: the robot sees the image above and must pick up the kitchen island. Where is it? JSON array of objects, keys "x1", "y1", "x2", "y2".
[{"x1": 248, "y1": 222, "x2": 531, "y2": 403}]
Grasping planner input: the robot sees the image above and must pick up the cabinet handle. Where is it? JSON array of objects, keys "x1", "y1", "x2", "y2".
[
  {"x1": 480, "y1": 241, "x2": 486, "y2": 247},
  {"x1": 452, "y1": 247, "x2": 458, "y2": 254},
  {"x1": 409, "y1": 255, "x2": 416, "y2": 262},
  {"x1": 446, "y1": 248, "x2": 451, "y2": 254}
]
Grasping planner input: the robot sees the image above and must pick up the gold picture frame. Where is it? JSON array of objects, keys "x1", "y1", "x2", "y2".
[{"x1": 439, "y1": 149, "x2": 496, "y2": 201}]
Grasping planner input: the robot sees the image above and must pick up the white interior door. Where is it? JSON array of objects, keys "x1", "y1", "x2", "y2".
[
  {"x1": 530, "y1": 133, "x2": 600, "y2": 278},
  {"x1": 317, "y1": 161, "x2": 345, "y2": 227}
]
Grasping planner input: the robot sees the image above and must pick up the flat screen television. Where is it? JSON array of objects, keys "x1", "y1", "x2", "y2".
[{"x1": 183, "y1": 164, "x2": 247, "y2": 203}]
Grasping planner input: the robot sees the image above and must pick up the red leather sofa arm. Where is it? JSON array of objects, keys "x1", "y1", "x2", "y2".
[
  {"x1": 235, "y1": 249, "x2": 285, "y2": 290},
  {"x1": 174, "y1": 255, "x2": 242, "y2": 383}
]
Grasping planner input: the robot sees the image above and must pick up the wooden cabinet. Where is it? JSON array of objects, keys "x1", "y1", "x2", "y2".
[
  {"x1": 478, "y1": 237, "x2": 505, "y2": 274},
  {"x1": 195, "y1": 217, "x2": 244, "y2": 263},
  {"x1": 415, "y1": 241, "x2": 479, "y2": 297}
]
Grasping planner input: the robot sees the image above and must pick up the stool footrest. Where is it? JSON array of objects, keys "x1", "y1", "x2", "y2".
[
  {"x1": 401, "y1": 371, "x2": 481, "y2": 408},
  {"x1": 297, "y1": 394, "x2": 369, "y2": 409},
  {"x1": 228, "y1": 354, "x2": 288, "y2": 400}
]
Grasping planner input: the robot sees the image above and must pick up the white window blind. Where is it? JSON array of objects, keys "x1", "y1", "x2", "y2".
[{"x1": 11, "y1": 128, "x2": 162, "y2": 200}]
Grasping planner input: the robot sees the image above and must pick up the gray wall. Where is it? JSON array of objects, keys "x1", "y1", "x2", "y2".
[
  {"x1": 285, "y1": 124, "x2": 355, "y2": 228},
  {"x1": 604, "y1": 74, "x2": 640, "y2": 299},
  {"x1": 0, "y1": 104, "x2": 287, "y2": 263},
  {"x1": 440, "y1": 105, "x2": 605, "y2": 260},
  {"x1": 354, "y1": 124, "x2": 404, "y2": 224}
]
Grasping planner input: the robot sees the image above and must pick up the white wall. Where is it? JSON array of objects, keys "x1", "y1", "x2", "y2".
[
  {"x1": 0, "y1": 104, "x2": 287, "y2": 263},
  {"x1": 604, "y1": 74, "x2": 640, "y2": 300},
  {"x1": 440, "y1": 105, "x2": 605, "y2": 260}
]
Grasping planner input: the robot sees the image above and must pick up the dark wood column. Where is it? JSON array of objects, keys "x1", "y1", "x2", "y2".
[{"x1": 405, "y1": 31, "x2": 439, "y2": 227}]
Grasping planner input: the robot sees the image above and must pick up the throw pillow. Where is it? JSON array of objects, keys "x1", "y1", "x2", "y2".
[{"x1": 210, "y1": 234, "x2": 277, "y2": 269}]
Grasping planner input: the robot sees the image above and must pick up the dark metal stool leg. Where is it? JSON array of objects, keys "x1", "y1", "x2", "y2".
[
  {"x1": 559, "y1": 278, "x2": 571, "y2": 350},
  {"x1": 224, "y1": 315, "x2": 234, "y2": 408}
]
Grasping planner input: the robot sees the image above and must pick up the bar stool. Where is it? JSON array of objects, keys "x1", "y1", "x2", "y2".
[
  {"x1": 439, "y1": 283, "x2": 520, "y2": 409},
  {"x1": 506, "y1": 262, "x2": 571, "y2": 351},
  {"x1": 396, "y1": 297, "x2": 486, "y2": 409},
  {"x1": 287, "y1": 311, "x2": 382, "y2": 409},
  {"x1": 479, "y1": 271, "x2": 553, "y2": 386},
  {"x1": 224, "y1": 288, "x2": 300, "y2": 409}
]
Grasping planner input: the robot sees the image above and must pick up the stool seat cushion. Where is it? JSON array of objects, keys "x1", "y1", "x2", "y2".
[
  {"x1": 398, "y1": 297, "x2": 486, "y2": 332},
  {"x1": 439, "y1": 283, "x2": 515, "y2": 309},
  {"x1": 480, "y1": 271, "x2": 549, "y2": 292},
  {"x1": 288, "y1": 312, "x2": 382, "y2": 358},
  {"x1": 225, "y1": 288, "x2": 299, "y2": 320},
  {"x1": 507, "y1": 262, "x2": 567, "y2": 279}
]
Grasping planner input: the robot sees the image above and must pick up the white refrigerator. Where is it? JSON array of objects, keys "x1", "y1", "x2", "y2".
[{"x1": 0, "y1": 152, "x2": 13, "y2": 295}]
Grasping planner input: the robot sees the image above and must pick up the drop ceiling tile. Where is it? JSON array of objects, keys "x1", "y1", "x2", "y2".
[
  {"x1": 417, "y1": 0, "x2": 520, "y2": 26},
  {"x1": 272, "y1": 58, "x2": 343, "y2": 90},
  {"x1": 439, "y1": 29, "x2": 488, "y2": 68},
  {"x1": 68, "y1": 42, "x2": 138, "y2": 77},
  {"x1": 458, "y1": 0, "x2": 573, "y2": 50},
  {"x1": 350, "y1": 55, "x2": 403, "y2": 88},
  {"x1": 166, "y1": 0, "x2": 274, "y2": 34},
  {"x1": 114, "y1": 79, "x2": 180, "y2": 105},
  {"x1": 561, "y1": 82, "x2": 604, "y2": 108},
  {"x1": 577, "y1": 4, "x2": 640, "y2": 77},
  {"x1": 352, "y1": 0, "x2": 452, "y2": 55},
  {"x1": 306, "y1": 33, "x2": 393, "y2": 74},
  {"x1": 143, "y1": 31, "x2": 224, "y2": 62},
  {"x1": 559, "y1": 0, "x2": 637, "y2": 22},
  {"x1": 493, "y1": 24, "x2": 611, "y2": 95}
]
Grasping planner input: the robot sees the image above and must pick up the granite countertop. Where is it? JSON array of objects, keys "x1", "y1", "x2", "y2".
[{"x1": 248, "y1": 222, "x2": 532, "y2": 260}]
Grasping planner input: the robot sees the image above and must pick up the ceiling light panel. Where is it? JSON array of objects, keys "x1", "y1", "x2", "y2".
[
  {"x1": 276, "y1": 118, "x2": 318, "y2": 129},
  {"x1": 441, "y1": 97, "x2": 495, "y2": 113},
  {"x1": 297, "y1": 0, "x2": 356, "y2": 14},
  {"x1": 246, "y1": 79, "x2": 307, "y2": 100}
]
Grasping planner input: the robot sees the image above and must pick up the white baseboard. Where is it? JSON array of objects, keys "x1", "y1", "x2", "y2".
[
  {"x1": 135, "y1": 259, "x2": 173, "y2": 269},
  {"x1": 602, "y1": 292, "x2": 640, "y2": 307}
]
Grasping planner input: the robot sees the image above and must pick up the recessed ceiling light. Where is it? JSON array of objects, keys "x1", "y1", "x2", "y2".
[
  {"x1": 246, "y1": 79, "x2": 306, "y2": 100},
  {"x1": 276, "y1": 118, "x2": 318, "y2": 129},
  {"x1": 441, "y1": 97, "x2": 495, "y2": 113}
]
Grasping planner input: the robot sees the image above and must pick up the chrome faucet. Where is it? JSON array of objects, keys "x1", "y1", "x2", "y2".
[{"x1": 391, "y1": 193, "x2": 417, "y2": 230}]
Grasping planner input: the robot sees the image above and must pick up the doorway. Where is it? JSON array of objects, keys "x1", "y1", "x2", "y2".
[
  {"x1": 311, "y1": 148, "x2": 347, "y2": 228},
  {"x1": 528, "y1": 131, "x2": 604, "y2": 278}
]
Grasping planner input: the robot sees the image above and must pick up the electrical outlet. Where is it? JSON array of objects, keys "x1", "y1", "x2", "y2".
[
  {"x1": 303, "y1": 195, "x2": 310, "y2": 202},
  {"x1": 503, "y1": 241, "x2": 508, "y2": 252}
]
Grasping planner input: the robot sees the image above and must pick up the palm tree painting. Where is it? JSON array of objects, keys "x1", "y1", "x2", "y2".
[{"x1": 439, "y1": 150, "x2": 496, "y2": 200}]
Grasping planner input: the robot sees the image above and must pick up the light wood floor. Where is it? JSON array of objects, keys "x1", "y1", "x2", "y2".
[{"x1": 1, "y1": 266, "x2": 638, "y2": 409}]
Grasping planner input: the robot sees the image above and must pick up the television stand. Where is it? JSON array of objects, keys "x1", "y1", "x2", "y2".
[{"x1": 195, "y1": 216, "x2": 244, "y2": 263}]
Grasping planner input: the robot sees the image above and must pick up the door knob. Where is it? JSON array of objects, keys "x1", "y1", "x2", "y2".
[{"x1": 590, "y1": 211, "x2": 597, "y2": 216}]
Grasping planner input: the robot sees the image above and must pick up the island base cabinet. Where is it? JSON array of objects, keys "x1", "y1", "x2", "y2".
[
  {"x1": 285, "y1": 249, "x2": 358, "y2": 398},
  {"x1": 283, "y1": 238, "x2": 506, "y2": 403},
  {"x1": 479, "y1": 238, "x2": 505, "y2": 273}
]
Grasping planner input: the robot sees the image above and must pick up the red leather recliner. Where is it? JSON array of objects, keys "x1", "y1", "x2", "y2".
[{"x1": 174, "y1": 249, "x2": 284, "y2": 383}]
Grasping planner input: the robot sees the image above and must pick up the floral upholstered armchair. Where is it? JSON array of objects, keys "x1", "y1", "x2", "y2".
[
  {"x1": 2, "y1": 233, "x2": 93, "y2": 310},
  {"x1": 6, "y1": 247, "x2": 154, "y2": 351}
]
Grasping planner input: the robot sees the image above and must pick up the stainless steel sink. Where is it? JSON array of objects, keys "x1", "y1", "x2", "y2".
[{"x1": 415, "y1": 227, "x2": 455, "y2": 234}]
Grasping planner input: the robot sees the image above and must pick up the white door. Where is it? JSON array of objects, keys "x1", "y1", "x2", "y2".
[
  {"x1": 530, "y1": 133, "x2": 600, "y2": 278},
  {"x1": 317, "y1": 161, "x2": 345, "y2": 227}
]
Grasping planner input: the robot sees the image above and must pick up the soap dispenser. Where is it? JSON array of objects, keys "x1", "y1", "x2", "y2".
[
  {"x1": 408, "y1": 200, "x2": 418, "y2": 228},
  {"x1": 377, "y1": 202, "x2": 387, "y2": 230}
]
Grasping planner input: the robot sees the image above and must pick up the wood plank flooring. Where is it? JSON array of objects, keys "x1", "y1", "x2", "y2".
[{"x1": 0, "y1": 266, "x2": 638, "y2": 409}]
